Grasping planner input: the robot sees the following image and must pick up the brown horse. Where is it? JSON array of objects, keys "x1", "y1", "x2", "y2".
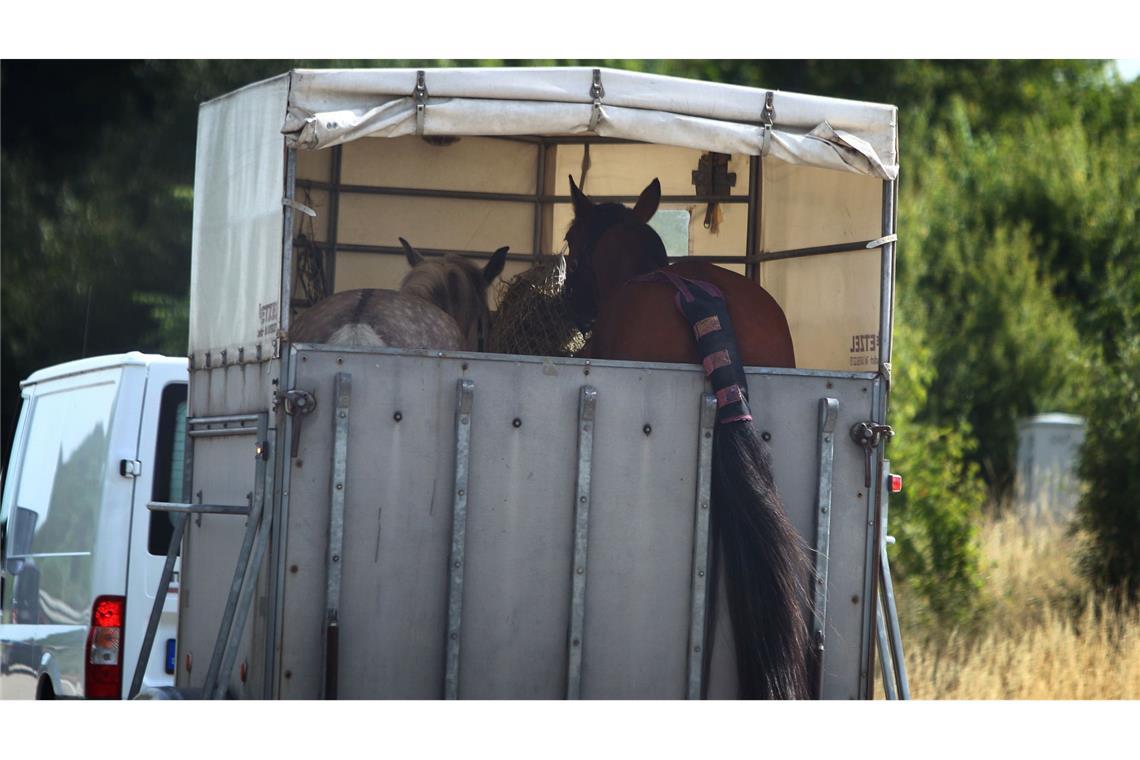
[
  {"x1": 566, "y1": 180, "x2": 795, "y2": 367},
  {"x1": 290, "y1": 238, "x2": 508, "y2": 351},
  {"x1": 563, "y1": 176, "x2": 814, "y2": 699}
]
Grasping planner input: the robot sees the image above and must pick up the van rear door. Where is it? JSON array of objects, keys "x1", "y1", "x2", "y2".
[{"x1": 122, "y1": 362, "x2": 187, "y2": 693}]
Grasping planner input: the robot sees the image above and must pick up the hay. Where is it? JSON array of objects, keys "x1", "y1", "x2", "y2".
[{"x1": 487, "y1": 257, "x2": 587, "y2": 357}]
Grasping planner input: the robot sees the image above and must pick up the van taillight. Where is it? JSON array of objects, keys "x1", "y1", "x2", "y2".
[{"x1": 85, "y1": 595, "x2": 125, "y2": 699}]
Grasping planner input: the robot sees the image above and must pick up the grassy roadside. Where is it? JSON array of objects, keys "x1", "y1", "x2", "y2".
[{"x1": 887, "y1": 511, "x2": 1140, "y2": 699}]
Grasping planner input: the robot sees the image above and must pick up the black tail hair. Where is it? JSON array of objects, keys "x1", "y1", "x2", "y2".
[{"x1": 711, "y1": 420, "x2": 815, "y2": 699}]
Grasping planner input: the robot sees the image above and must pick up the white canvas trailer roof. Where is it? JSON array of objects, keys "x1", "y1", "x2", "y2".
[{"x1": 283, "y1": 67, "x2": 898, "y2": 180}]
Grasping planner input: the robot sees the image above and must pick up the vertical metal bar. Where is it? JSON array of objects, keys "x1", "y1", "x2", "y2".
[
  {"x1": 566, "y1": 386, "x2": 597, "y2": 699},
  {"x1": 322, "y1": 372, "x2": 351, "y2": 699},
  {"x1": 174, "y1": 394, "x2": 194, "y2": 689},
  {"x1": 261, "y1": 422, "x2": 283, "y2": 699},
  {"x1": 127, "y1": 511, "x2": 188, "y2": 699},
  {"x1": 686, "y1": 393, "x2": 717, "y2": 699},
  {"x1": 859, "y1": 378, "x2": 883, "y2": 698},
  {"x1": 532, "y1": 140, "x2": 546, "y2": 261},
  {"x1": 201, "y1": 413, "x2": 270, "y2": 698},
  {"x1": 213, "y1": 429, "x2": 276, "y2": 700},
  {"x1": 279, "y1": 148, "x2": 297, "y2": 348},
  {"x1": 811, "y1": 397, "x2": 839, "y2": 698},
  {"x1": 862, "y1": 451, "x2": 893, "y2": 700},
  {"x1": 873, "y1": 433, "x2": 899, "y2": 706},
  {"x1": 878, "y1": 465, "x2": 910, "y2": 699},
  {"x1": 444, "y1": 378, "x2": 475, "y2": 700},
  {"x1": 875, "y1": 593, "x2": 898, "y2": 700},
  {"x1": 880, "y1": 547, "x2": 910, "y2": 698},
  {"x1": 266, "y1": 348, "x2": 300, "y2": 698},
  {"x1": 878, "y1": 179, "x2": 896, "y2": 372},
  {"x1": 745, "y1": 155, "x2": 760, "y2": 282},
  {"x1": 327, "y1": 145, "x2": 342, "y2": 294}
]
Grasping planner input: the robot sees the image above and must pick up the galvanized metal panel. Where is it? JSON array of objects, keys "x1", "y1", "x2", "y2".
[
  {"x1": 176, "y1": 430, "x2": 263, "y2": 695},
  {"x1": 189, "y1": 363, "x2": 280, "y2": 419},
  {"x1": 276, "y1": 348, "x2": 875, "y2": 699}
]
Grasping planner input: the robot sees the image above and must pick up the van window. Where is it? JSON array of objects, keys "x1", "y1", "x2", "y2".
[
  {"x1": 10, "y1": 382, "x2": 118, "y2": 557},
  {"x1": 148, "y1": 383, "x2": 188, "y2": 555}
]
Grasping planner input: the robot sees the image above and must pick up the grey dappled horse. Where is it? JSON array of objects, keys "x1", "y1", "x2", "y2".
[{"x1": 290, "y1": 238, "x2": 508, "y2": 351}]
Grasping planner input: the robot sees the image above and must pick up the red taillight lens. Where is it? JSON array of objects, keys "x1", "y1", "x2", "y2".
[
  {"x1": 889, "y1": 474, "x2": 903, "y2": 494},
  {"x1": 86, "y1": 595, "x2": 125, "y2": 699}
]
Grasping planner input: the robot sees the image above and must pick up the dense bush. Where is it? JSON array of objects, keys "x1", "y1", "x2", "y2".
[
  {"x1": 885, "y1": 319, "x2": 986, "y2": 627},
  {"x1": 1075, "y1": 335, "x2": 1140, "y2": 600}
]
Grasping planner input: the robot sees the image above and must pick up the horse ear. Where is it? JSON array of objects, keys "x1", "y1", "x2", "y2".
[
  {"x1": 484, "y1": 246, "x2": 509, "y2": 284},
  {"x1": 399, "y1": 237, "x2": 425, "y2": 268},
  {"x1": 632, "y1": 178, "x2": 662, "y2": 224},
  {"x1": 569, "y1": 174, "x2": 593, "y2": 220}
]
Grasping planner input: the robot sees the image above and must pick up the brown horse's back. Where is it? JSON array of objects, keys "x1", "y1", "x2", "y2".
[{"x1": 588, "y1": 259, "x2": 796, "y2": 368}]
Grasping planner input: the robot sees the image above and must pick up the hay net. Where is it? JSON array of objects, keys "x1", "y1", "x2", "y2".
[{"x1": 487, "y1": 256, "x2": 587, "y2": 358}]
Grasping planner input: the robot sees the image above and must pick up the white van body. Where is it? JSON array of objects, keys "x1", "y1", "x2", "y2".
[{"x1": 0, "y1": 352, "x2": 187, "y2": 699}]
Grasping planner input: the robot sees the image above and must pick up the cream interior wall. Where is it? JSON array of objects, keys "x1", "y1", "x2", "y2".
[
  {"x1": 340, "y1": 136, "x2": 537, "y2": 194},
  {"x1": 759, "y1": 161, "x2": 884, "y2": 371},
  {"x1": 291, "y1": 138, "x2": 887, "y2": 371}
]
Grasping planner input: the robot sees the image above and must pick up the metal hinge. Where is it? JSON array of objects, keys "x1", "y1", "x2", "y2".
[{"x1": 120, "y1": 459, "x2": 142, "y2": 478}]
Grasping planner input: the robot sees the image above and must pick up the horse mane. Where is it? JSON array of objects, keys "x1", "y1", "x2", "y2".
[{"x1": 400, "y1": 254, "x2": 494, "y2": 350}]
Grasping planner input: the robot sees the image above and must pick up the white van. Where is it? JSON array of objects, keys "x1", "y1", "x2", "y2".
[{"x1": 0, "y1": 352, "x2": 187, "y2": 699}]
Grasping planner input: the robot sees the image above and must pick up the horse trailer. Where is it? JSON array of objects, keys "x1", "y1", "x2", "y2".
[{"x1": 137, "y1": 66, "x2": 908, "y2": 699}]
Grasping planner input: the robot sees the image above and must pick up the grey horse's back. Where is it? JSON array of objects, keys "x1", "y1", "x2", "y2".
[{"x1": 290, "y1": 289, "x2": 463, "y2": 349}]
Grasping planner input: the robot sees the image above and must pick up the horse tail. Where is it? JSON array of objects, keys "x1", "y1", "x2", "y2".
[
  {"x1": 711, "y1": 419, "x2": 815, "y2": 699},
  {"x1": 652, "y1": 270, "x2": 813, "y2": 698}
]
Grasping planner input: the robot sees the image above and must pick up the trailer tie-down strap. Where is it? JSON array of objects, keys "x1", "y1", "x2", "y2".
[{"x1": 630, "y1": 269, "x2": 752, "y2": 425}]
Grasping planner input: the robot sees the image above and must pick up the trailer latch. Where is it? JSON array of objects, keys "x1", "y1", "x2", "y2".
[
  {"x1": 850, "y1": 421, "x2": 894, "y2": 488},
  {"x1": 279, "y1": 388, "x2": 317, "y2": 458}
]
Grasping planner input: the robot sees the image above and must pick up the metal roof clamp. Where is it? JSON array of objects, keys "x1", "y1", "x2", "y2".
[
  {"x1": 760, "y1": 90, "x2": 776, "y2": 158},
  {"x1": 588, "y1": 69, "x2": 606, "y2": 132},
  {"x1": 414, "y1": 70, "x2": 429, "y2": 136}
]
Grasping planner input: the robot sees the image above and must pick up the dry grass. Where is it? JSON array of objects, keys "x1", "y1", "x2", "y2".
[{"x1": 894, "y1": 511, "x2": 1140, "y2": 699}]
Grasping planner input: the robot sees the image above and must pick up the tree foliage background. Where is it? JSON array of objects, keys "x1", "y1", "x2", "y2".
[{"x1": 3, "y1": 59, "x2": 1137, "y2": 622}]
